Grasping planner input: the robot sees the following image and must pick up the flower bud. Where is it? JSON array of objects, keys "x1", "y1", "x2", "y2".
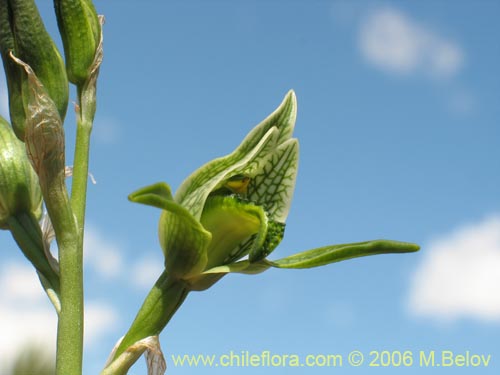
[
  {"x1": 0, "y1": 115, "x2": 42, "y2": 228},
  {"x1": 54, "y1": 0, "x2": 101, "y2": 86},
  {"x1": 0, "y1": 0, "x2": 69, "y2": 140}
]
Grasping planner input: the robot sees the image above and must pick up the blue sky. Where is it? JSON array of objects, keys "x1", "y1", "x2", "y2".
[{"x1": 1, "y1": 0, "x2": 499, "y2": 374}]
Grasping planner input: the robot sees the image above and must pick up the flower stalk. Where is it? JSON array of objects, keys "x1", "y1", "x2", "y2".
[{"x1": 102, "y1": 272, "x2": 189, "y2": 375}]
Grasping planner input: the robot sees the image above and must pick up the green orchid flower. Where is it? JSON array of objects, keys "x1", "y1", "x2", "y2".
[
  {"x1": 104, "y1": 91, "x2": 419, "y2": 374},
  {"x1": 129, "y1": 90, "x2": 418, "y2": 289}
]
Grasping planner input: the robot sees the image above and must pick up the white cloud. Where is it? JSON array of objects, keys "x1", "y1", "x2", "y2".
[
  {"x1": 130, "y1": 255, "x2": 164, "y2": 290},
  {"x1": 0, "y1": 262, "x2": 56, "y2": 372},
  {"x1": 84, "y1": 226, "x2": 124, "y2": 279},
  {"x1": 1, "y1": 262, "x2": 46, "y2": 303},
  {"x1": 0, "y1": 262, "x2": 120, "y2": 371},
  {"x1": 408, "y1": 215, "x2": 500, "y2": 323},
  {"x1": 85, "y1": 302, "x2": 120, "y2": 345},
  {"x1": 359, "y1": 7, "x2": 463, "y2": 78}
]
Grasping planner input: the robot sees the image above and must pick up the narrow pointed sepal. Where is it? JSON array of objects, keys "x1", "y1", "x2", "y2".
[
  {"x1": 266, "y1": 240, "x2": 420, "y2": 269},
  {"x1": 129, "y1": 183, "x2": 210, "y2": 279}
]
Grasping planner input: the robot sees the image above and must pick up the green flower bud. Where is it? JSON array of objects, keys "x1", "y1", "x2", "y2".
[
  {"x1": 0, "y1": 0, "x2": 23, "y2": 138},
  {"x1": 54, "y1": 0, "x2": 101, "y2": 86},
  {"x1": 0, "y1": 0, "x2": 69, "y2": 140},
  {"x1": 0, "y1": 115, "x2": 42, "y2": 228}
]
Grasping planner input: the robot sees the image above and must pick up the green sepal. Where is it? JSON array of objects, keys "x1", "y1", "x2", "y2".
[
  {"x1": 195, "y1": 240, "x2": 419, "y2": 281},
  {"x1": 128, "y1": 182, "x2": 175, "y2": 210},
  {"x1": 266, "y1": 240, "x2": 420, "y2": 269},
  {"x1": 175, "y1": 90, "x2": 297, "y2": 220},
  {"x1": 129, "y1": 183, "x2": 210, "y2": 280}
]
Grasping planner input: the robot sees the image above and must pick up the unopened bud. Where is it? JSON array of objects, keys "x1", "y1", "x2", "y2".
[
  {"x1": 54, "y1": 0, "x2": 101, "y2": 86},
  {"x1": 0, "y1": 115, "x2": 42, "y2": 228},
  {"x1": 0, "y1": 0, "x2": 69, "y2": 140}
]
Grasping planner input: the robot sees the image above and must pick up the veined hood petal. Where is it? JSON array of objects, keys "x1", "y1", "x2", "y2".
[{"x1": 175, "y1": 91, "x2": 297, "y2": 220}]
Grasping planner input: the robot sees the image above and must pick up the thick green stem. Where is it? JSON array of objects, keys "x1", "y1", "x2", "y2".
[
  {"x1": 52, "y1": 85, "x2": 94, "y2": 375},
  {"x1": 101, "y1": 271, "x2": 189, "y2": 374},
  {"x1": 71, "y1": 115, "x2": 91, "y2": 237},
  {"x1": 56, "y1": 229, "x2": 82, "y2": 375},
  {"x1": 57, "y1": 38, "x2": 99, "y2": 373},
  {"x1": 43, "y1": 177, "x2": 82, "y2": 375}
]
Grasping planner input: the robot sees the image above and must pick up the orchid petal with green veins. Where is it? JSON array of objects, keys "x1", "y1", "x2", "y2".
[
  {"x1": 247, "y1": 138, "x2": 299, "y2": 222},
  {"x1": 175, "y1": 90, "x2": 297, "y2": 220}
]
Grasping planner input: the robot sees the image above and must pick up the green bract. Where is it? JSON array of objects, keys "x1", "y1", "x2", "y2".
[
  {"x1": 129, "y1": 91, "x2": 420, "y2": 291},
  {"x1": 0, "y1": 114, "x2": 42, "y2": 227}
]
